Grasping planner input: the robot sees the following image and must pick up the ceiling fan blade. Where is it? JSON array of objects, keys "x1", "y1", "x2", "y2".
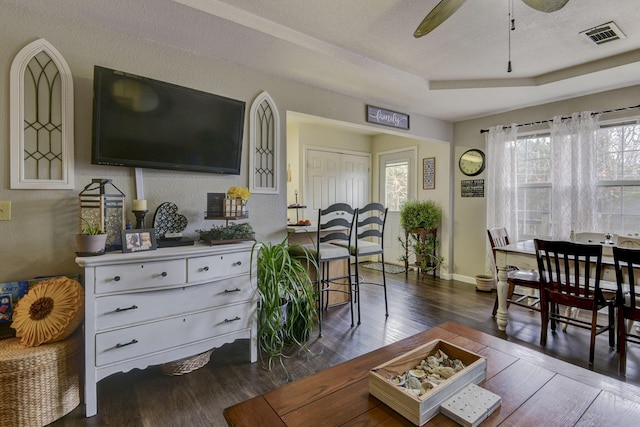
[
  {"x1": 521, "y1": 0, "x2": 569, "y2": 13},
  {"x1": 414, "y1": 0, "x2": 467, "y2": 38}
]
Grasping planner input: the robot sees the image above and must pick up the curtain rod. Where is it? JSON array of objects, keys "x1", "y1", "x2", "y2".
[{"x1": 479, "y1": 104, "x2": 640, "y2": 134}]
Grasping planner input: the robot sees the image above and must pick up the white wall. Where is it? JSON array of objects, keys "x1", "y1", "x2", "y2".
[
  {"x1": 0, "y1": 2, "x2": 452, "y2": 282},
  {"x1": 452, "y1": 85, "x2": 640, "y2": 283}
]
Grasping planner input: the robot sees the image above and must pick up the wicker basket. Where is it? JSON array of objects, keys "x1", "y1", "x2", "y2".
[
  {"x1": 0, "y1": 330, "x2": 82, "y2": 426},
  {"x1": 160, "y1": 349, "x2": 213, "y2": 376}
]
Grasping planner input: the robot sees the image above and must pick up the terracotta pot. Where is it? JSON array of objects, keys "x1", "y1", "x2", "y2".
[{"x1": 75, "y1": 233, "x2": 108, "y2": 255}]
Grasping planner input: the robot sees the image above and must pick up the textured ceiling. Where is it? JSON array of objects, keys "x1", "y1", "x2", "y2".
[{"x1": 12, "y1": 0, "x2": 640, "y2": 122}]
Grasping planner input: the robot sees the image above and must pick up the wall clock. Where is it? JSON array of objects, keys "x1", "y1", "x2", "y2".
[{"x1": 459, "y1": 149, "x2": 485, "y2": 176}]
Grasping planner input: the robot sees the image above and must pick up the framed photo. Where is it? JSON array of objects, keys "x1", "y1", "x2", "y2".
[
  {"x1": 423, "y1": 157, "x2": 436, "y2": 190},
  {"x1": 121, "y1": 229, "x2": 157, "y2": 253}
]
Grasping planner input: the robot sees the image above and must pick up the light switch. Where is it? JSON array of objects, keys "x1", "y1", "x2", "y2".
[{"x1": 0, "y1": 201, "x2": 11, "y2": 221}]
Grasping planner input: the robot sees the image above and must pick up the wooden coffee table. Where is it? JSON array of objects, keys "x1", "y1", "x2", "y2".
[{"x1": 224, "y1": 322, "x2": 640, "y2": 426}]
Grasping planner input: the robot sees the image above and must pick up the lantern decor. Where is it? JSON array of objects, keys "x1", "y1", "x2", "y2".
[{"x1": 79, "y1": 179, "x2": 126, "y2": 251}]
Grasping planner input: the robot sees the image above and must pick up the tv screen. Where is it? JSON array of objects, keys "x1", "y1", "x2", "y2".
[{"x1": 92, "y1": 66, "x2": 245, "y2": 175}]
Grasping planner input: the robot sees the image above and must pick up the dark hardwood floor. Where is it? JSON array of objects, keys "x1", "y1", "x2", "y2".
[{"x1": 53, "y1": 266, "x2": 639, "y2": 426}]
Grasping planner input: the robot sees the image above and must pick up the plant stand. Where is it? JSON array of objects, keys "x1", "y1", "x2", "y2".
[{"x1": 404, "y1": 228, "x2": 438, "y2": 278}]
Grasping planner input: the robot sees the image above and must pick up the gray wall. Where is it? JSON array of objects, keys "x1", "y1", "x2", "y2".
[{"x1": 0, "y1": 2, "x2": 452, "y2": 282}]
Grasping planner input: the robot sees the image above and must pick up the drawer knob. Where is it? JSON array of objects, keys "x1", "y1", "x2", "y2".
[
  {"x1": 224, "y1": 288, "x2": 241, "y2": 293},
  {"x1": 115, "y1": 305, "x2": 138, "y2": 313},
  {"x1": 203, "y1": 266, "x2": 209, "y2": 271},
  {"x1": 113, "y1": 276, "x2": 121, "y2": 282},
  {"x1": 224, "y1": 316, "x2": 241, "y2": 323},
  {"x1": 160, "y1": 272, "x2": 168, "y2": 277},
  {"x1": 233, "y1": 261, "x2": 242, "y2": 266},
  {"x1": 115, "y1": 339, "x2": 138, "y2": 349}
]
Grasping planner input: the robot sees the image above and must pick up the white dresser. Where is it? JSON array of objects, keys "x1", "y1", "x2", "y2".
[{"x1": 76, "y1": 241, "x2": 258, "y2": 417}]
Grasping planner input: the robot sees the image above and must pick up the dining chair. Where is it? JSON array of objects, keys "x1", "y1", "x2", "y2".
[
  {"x1": 612, "y1": 246, "x2": 640, "y2": 376},
  {"x1": 335, "y1": 203, "x2": 389, "y2": 322},
  {"x1": 534, "y1": 239, "x2": 616, "y2": 367},
  {"x1": 616, "y1": 235, "x2": 640, "y2": 249},
  {"x1": 291, "y1": 203, "x2": 356, "y2": 337},
  {"x1": 487, "y1": 228, "x2": 540, "y2": 317}
]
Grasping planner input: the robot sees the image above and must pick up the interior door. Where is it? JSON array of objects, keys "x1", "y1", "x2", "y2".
[
  {"x1": 305, "y1": 149, "x2": 370, "y2": 216},
  {"x1": 378, "y1": 148, "x2": 417, "y2": 265}
]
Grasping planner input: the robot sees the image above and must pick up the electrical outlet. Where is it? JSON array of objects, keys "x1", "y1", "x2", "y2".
[{"x1": 0, "y1": 201, "x2": 11, "y2": 221}]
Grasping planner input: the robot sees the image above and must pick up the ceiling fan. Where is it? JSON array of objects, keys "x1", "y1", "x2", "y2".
[{"x1": 414, "y1": 0, "x2": 570, "y2": 38}]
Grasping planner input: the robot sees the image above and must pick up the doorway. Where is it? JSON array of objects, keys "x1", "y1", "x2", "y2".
[{"x1": 378, "y1": 147, "x2": 418, "y2": 265}]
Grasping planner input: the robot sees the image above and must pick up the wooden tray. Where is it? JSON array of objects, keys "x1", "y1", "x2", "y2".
[
  {"x1": 202, "y1": 238, "x2": 255, "y2": 246},
  {"x1": 369, "y1": 339, "x2": 487, "y2": 426}
]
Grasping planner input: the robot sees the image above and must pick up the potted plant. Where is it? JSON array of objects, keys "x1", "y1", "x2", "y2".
[
  {"x1": 75, "y1": 218, "x2": 108, "y2": 255},
  {"x1": 197, "y1": 223, "x2": 255, "y2": 244},
  {"x1": 399, "y1": 199, "x2": 441, "y2": 232},
  {"x1": 398, "y1": 200, "x2": 443, "y2": 273},
  {"x1": 251, "y1": 237, "x2": 317, "y2": 375}
]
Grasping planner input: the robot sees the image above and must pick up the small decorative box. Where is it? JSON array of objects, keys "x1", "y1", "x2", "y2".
[{"x1": 369, "y1": 339, "x2": 487, "y2": 426}]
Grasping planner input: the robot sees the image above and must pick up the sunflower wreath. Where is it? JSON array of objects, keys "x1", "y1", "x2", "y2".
[{"x1": 11, "y1": 276, "x2": 84, "y2": 347}]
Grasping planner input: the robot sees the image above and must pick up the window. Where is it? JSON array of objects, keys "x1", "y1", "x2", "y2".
[
  {"x1": 514, "y1": 120, "x2": 640, "y2": 238},
  {"x1": 379, "y1": 148, "x2": 417, "y2": 212},
  {"x1": 515, "y1": 134, "x2": 552, "y2": 239},
  {"x1": 595, "y1": 122, "x2": 640, "y2": 235},
  {"x1": 385, "y1": 161, "x2": 408, "y2": 211}
]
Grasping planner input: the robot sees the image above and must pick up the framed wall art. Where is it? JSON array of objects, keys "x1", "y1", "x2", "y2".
[
  {"x1": 423, "y1": 157, "x2": 436, "y2": 190},
  {"x1": 121, "y1": 229, "x2": 157, "y2": 253}
]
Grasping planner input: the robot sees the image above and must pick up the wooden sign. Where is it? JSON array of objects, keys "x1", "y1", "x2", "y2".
[
  {"x1": 461, "y1": 179, "x2": 484, "y2": 197},
  {"x1": 366, "y1": 105, "x2": 410, "y2": 130}
]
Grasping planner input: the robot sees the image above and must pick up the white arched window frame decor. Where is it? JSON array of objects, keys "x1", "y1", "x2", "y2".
[
  {"x1": 249, "y1": 91, "x2": 280, "y2": 194},
  {"x1": 10, "y1": 38, "x2": 75, "y2": 189}
]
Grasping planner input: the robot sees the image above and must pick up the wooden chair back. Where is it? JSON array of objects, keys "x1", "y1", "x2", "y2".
[
  {"x1": 534, "y1": 239, "x2": 603, "y2": 301},
  {"x1": 616, "y1": 236, "x2": 640, "y2": 249},
  {"x1": 487, "y1": 227, "x2": 510, "y2": 260},
  {"x1": 612, "y1": 246, "x2": 640, "y2": 374},
  {"x1": 613, "y1": 246, "x2": 640, "y2": 320}
]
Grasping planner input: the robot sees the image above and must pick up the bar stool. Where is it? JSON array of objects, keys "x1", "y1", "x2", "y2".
[{"x1": 292, "y1": 203, "x2": 356, "y2": 336}]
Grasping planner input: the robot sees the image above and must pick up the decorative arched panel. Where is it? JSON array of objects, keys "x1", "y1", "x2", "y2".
[
  {"x1": 10, "y1": 38, "x2": 74, "y2": 189},
  {"x1": 249, "y1": 91, "x2": 279, "y2": 194}
]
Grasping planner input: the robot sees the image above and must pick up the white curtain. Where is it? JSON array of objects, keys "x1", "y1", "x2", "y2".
[
  {"x1": 486, "y1": 123, "x2": 519, "y2": 237},
  {"x1": 485, "y1": 123, "x2": 518, "y2": 273},
  {"x1": 549, "y1": 112, "x2": 599, "y2": 239},
  {"x1": 485, "y1": 112, "x2": 599, "y2": 272}
]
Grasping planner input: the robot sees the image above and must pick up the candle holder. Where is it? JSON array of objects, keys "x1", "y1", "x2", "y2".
[{"x1": 133, "y1": 210, "x2": 148, "y2": 229}]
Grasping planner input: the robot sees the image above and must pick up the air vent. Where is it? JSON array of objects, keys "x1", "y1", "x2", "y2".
[{"x1": 580, "y1": 21, "x2": 626, "y2": 45}]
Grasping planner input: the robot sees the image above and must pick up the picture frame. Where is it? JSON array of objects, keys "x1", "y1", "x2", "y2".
[
  {"x1": 423, "y1": 157, "x2": 436, "y2": 190},
  {"x1": 121, "y1": 229, "x2": 157, "y2": 253}
]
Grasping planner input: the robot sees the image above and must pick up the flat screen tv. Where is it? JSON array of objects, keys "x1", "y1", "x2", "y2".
[{"x1": 92, "y1": 66, "x2": 245, "y2": 174}]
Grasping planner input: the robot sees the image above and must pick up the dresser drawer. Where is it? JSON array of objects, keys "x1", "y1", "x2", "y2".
[
  {"x1": 94, "y1": 259, "x2": 186, "y2": 294},
  {"x1": 95, "y1": 302, "x2": 253, "y2": 366},
  {"x1": 95, "y1": 276, "x2": 255, "y2": 331},
  {"x1": 187, "y1": 250, "x2": 251, "y2": 282}
]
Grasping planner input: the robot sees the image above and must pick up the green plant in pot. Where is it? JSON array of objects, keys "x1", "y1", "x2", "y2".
[
  {"x1": 398, "y1": 199, "x2": 444, "y2": 273},
  {"x1": 251, "y1": 237, "x2": 317, "y2": 375},
  {"x1": 399, "y1": 199, "x2": 441, "y2": 232},
  {"x1": 76, "y1": 218, "x2": 108, "y2": 255}
]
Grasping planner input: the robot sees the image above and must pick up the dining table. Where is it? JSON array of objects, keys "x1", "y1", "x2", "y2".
[{"x1": 493, "y1": 239, "x2": 621, "y2": 332}]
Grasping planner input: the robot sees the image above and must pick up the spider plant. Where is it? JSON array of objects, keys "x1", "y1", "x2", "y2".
[{"x1": 251, "y1": 237, "x2": 317, "y2": 376}]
